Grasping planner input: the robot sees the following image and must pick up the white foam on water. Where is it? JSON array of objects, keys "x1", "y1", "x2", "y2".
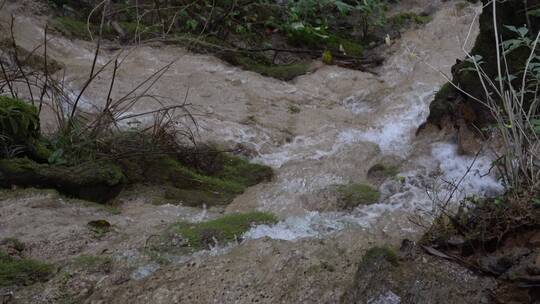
[
  {"x1": 256, "y1": 134, "x2": 337, "y2": 168},
  {"x1": 245, "y1": 202, "x2": 403, "y2": 241},
  {"x1": 338, "y1": 87, "x2": 435, "y2": 154},
  {"x1": 245, "y1": 143, "x2": 504, "y2": 241},
  {"x1": 431, "y1": 143, "x2": 504, "y2": 200},
  {"x1": 342, "y1": 94, "x2": 373, "y2": 114},
  {"x1": 368, "y1": 291, "x2": 401, "y2": 304}
]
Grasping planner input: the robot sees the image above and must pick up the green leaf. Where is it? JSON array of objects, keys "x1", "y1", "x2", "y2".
[
  {"x1": 335, "y1": 1, "x2": 354, "y2": 14},
  {"x1": 48, "y1": 148, "x2": 66, "y2": 165},
  {"x1": 527, "y1": 8, "x2": 540, "y2": 17},
  {"x1": 518, "y1": 27, "x2": 529, "y2": 37}
]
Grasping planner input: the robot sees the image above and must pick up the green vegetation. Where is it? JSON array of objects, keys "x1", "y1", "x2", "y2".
[
  {"x1": 170, "y1": 212, "x2": 278, "y2": 249},
  {"x1": 335, "y1": 183, "x2": 380, "y2": 210},
  {"x1": 52, "y1": 16, "x2": 93, "y2": 40},
  {"x1": 361, "y1": 246, "x2": 399, "y2": 267},
  {"x1": 390, "y1": 12, "x2": 432, "y2": 29},
  {"x1": 0, "y1": 251, "x2": 54, "y2": 287},
  {"x1": 0, "y1": 96, "x2": 40, "y2": 143},
  {"x1": 48, "y1": 0, "x2": 400, "y2": 79},
  {"x1": 73, "y1": 255, "x2": 112, "y2": 272},
  {"x1": 0, "y1": 158, "x2": 126, "y2": 203},
  {"x1": 140, "y1": 153, "x2": 273, "y2": 207},
  {"x1": 368, "y1": 163, "x2": 399, "y2": 179}
]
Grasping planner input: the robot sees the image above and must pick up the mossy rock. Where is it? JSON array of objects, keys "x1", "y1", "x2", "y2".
[
  {"x1": 427, "y1": 0, "x2": 540, "y2": 126},
  {"x1": 335, "y1": 183, "x2": 381, "y2": 210},
  {"x1": 87, "y1": 220, "x2": 112, "y2": 236},
  {"x1": 230, "y1": 54, "x2": 310, "y2": 81},
  {"x1": 367, "y1": 163, "x2": 399, "y2": 183},
  {"x1": 0, "y1": 158, "x2": 125, "y2": 203},
  {"x1": 170, "y1": 212, "x2": 277, "y2": 249},
  {"x1": 135, "y1": 153, "x2": 272, "y2": 207},
  {"x1": 361, "y1": 246, "x2": 399, "y2": 268},
  {"x1": 0, "y1": 251, "x2": 54, "y2": 287},
  {"x1": 427, "y1": 82, "x2": 458, "y2": 125}
]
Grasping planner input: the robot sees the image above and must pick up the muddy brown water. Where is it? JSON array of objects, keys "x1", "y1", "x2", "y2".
[{"x1": 0, "y1": 1, "x2": 506, "y2": 303}]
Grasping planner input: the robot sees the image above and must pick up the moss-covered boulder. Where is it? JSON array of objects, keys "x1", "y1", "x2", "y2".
[
  {"x1": 335, "y1": 183, "x2": 381, "y2": 210},
  {"x1": 0, "y1": 158, "x2": 125, "y2": 203},
  {"x1": 427, "y1": 0, "x2": 540, "y2": 126},
  {"x1": 126, "y1": 153, "x2": 273, "y2": 207},
  {"x1": 170, "y1": 212, "x2": 277, "y2": 250},
  {"x1": 342, "y1": 244, "x2": 496, "y2": 303}
]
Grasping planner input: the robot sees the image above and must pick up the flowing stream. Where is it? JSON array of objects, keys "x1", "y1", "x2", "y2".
[{"x1": 4, "y1": 0, "x2": 501, "y2": 247}]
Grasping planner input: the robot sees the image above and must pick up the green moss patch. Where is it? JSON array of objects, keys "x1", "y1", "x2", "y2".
[
  {"x1": 335, "y1": 183, "x2": 381, "y2": 210},
  {"x1": 0, "y1": 251, "x2": 54, "y2": 287},
  {"x1": 51, "y1": 16, "x2": 92, "y2": 40},
  {"x1": 0, "y1": 158, "x2": 126, "y2": 203},
  {"x1": 140, "y1": 154, "x2": 272, "y2": 207},
  {"x1": 362, "y1": 246, "x2": 399, "y2": 267},
  {"x1": 73, "y1": 255, "x2": 112, "y2": 272},
  {"x1": 368, "y1": 164, "x2": 399, "y2": 179},
  {"x1": 170, "y1": 212, "x2": 277, "y2": 249},
  {"x1": 233, "y1": 55, "x2": 310, "y2": 81}
]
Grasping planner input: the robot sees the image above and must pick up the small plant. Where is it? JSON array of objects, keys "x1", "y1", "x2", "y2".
[{"x1": 0, "y1": 97, "x2": 40, "y2": 143}]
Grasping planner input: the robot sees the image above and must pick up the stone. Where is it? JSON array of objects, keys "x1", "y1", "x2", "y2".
[{"x1": 457, "y1": 119, "x2": 482, "y2": 155}]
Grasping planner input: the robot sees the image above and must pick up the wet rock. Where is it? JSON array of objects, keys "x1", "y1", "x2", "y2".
[
  {"x1": 479, "y1": 255, "x2": 513, "y2": 275},
  {"x1": 503, "y1": 249, "x2": 540, "y2": 284},
  {"x1": 342, "y1": 245, "x2": 496, "y2": 304},
  {"x1": 528, "y1": 232, "x2": 540, "y2": 247},
  {"x1": 88, "y1": 220, "x2": 112, "y2": 235},
  {"x1": 457, "y1": 119, "x2": 482, "y2": 155}
]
